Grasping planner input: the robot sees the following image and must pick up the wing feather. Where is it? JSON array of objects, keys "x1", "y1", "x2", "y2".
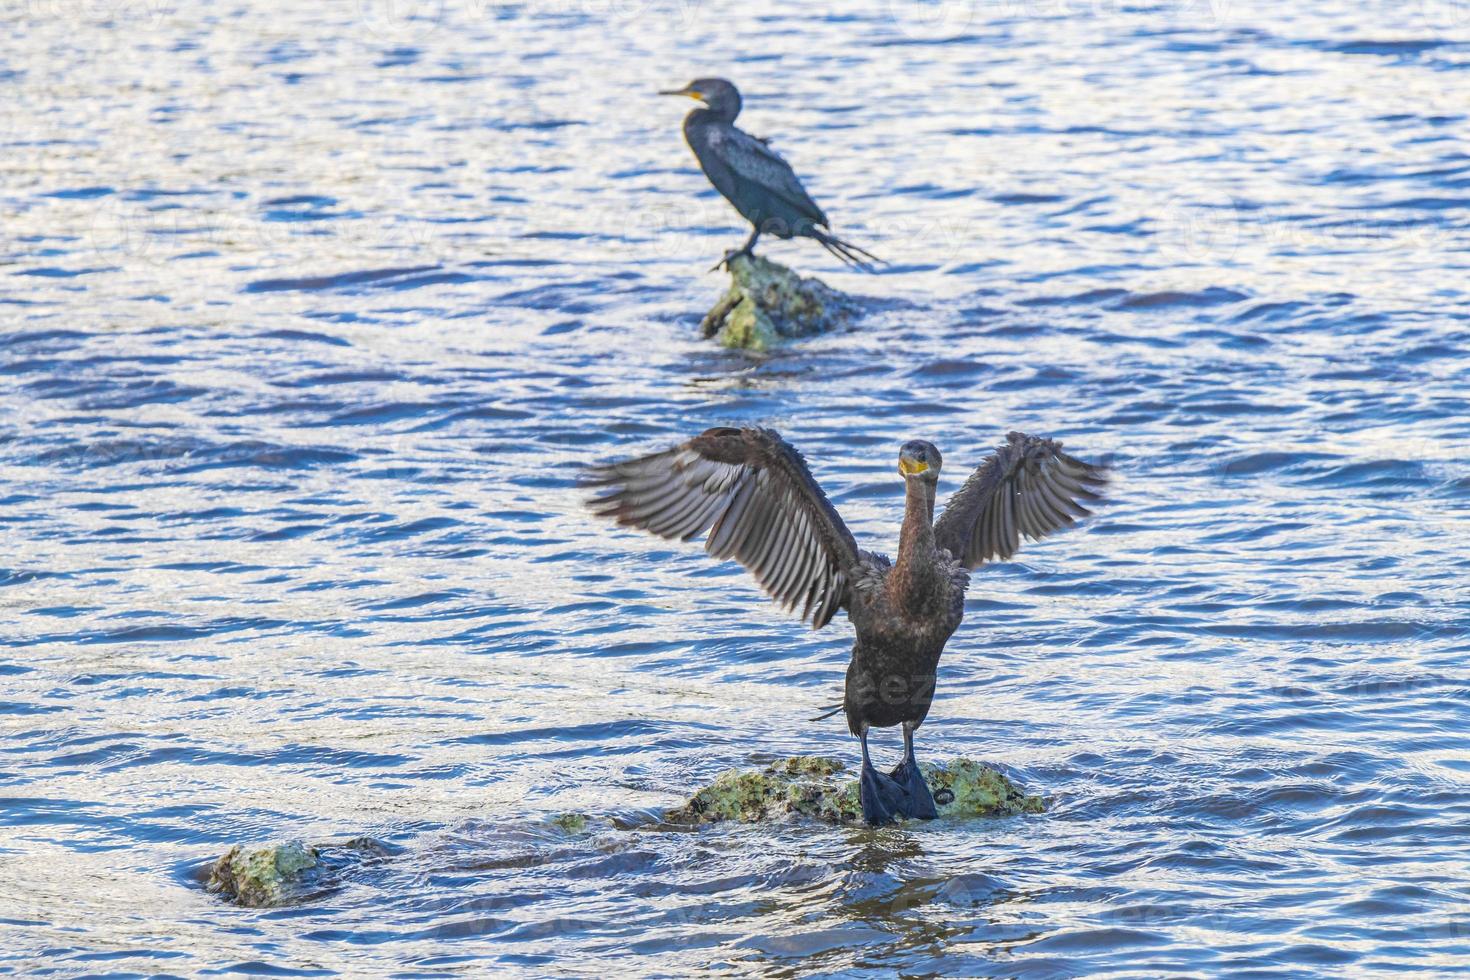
[
  {"x1": 1003, "y1": 485, "x2": 1019, "y2": 559},
  {"x1": 706, "y1": 475, "x2": 756, "y2": 555},
  {"x1": 585, "y1": 427, "x2": 862, "y2": 629},
  {"x1": 783, "y1": 518, "x2": 821, "y2": 603},
  {"x1": 705, "y1": 127, "x2": 828, "y2": 227},
  {"x1": 933, "y1": 432, "x2": 1107, "y2": 569}
]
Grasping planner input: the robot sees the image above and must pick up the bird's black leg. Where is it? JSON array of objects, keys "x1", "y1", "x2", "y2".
[
  {"x1": 889, "y1": 721, "x2": 937, "y2": 820},
  {"x1": 858, "y1": 725, "x2": 909, "y2": 826},
  {"x1": 712, "y1": 228, "x2": 761, "y2": 272},
  {"x1": 737, "y1": 227, "x2": 760, "y2": 258}
]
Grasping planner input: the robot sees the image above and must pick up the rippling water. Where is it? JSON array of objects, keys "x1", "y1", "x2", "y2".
[{"x1": 4, "y1": 0, "x2": 1470, "y2": 975}]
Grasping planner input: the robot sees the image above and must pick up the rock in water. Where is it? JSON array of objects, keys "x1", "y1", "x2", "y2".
[
  {"x1": 700, "y1": 253, "x2": 856, "y2": 351},
  {"x1": 670, "y1": 756, "x2": 1044, "y2": 825},
  {"x1": 549, "y1": 812, "x2": 590, "y2": 834},
  {"x1": 203, "y1": 761, "x2": 1033, "y2": 909},
  {"x1": 206, "y1": 840, "x2": 318, "y2": 908},
  {"x1": 206, "y1": 837, "x2": 393, "y2": 907}
]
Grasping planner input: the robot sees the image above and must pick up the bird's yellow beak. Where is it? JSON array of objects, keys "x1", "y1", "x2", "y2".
[
  {"x1": 899, "y1": 458, "x2": 928, "y2": 476},
  {"x1": 658, "y1": 86, "x2": 703, "y2": 101}
]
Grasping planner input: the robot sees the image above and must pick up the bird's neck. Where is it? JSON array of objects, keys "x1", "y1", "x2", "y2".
[
  {"x1": 891, "y1": 478, "x2": 938, "y2": 611},
  {"x1": 687, "y1": 105, "x2": 739, "y2": 126}
]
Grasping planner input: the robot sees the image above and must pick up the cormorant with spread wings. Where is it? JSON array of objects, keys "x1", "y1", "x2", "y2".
[
  {"x1": 586, "y1": 427, "x2": 1107, "y2": 825},
  {"x1": 658, "y1": 78, "x2": 879, "y2": 270}
]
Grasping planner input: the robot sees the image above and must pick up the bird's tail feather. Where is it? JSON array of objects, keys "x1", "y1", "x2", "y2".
[
  {"x1": 810, "y1": 700, "x2": 845, "y2": 722},
  {"x1": 809, "y1": 228, "x2": 882, "y2": 272}
]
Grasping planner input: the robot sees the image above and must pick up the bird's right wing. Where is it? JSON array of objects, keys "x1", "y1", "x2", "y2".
[
  {"x1": 585, "y1": 427, "x2": 861, "y2": 629},
  {"x1": 932, "y1": 432, "x2": 1107, "y2": 569},
  {"x1": 717, "y1": 128, "x2": 828, "y2": 226}
]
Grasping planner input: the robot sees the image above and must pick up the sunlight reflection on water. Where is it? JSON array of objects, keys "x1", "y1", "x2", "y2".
[{"x1": 2, "y1": 0, "x2": 1469, "y2": 975}]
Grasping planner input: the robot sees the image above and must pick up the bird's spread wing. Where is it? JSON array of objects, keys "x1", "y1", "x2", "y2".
[
  {"x1": 718, "y1": 127, "x2": 828, "y2": 226},
  {"x1": 932, "y1": 432, "x2": 1107, "y2": 569},
  {"x1": 585, "y1": 427, "x2": 860, "y2": 629}
]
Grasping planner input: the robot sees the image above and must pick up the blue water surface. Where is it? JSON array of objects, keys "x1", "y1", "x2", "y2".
[{"x1": 3, "y1": 0, "x2": 1470, "y2": 975}]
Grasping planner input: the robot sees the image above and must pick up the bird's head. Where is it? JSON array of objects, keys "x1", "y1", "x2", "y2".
[
  {"x1": 658, "y1": 77, "x2": 742, "y2": 120},
  {"x1": 898, "y1": 440, "x2": 942, "y2": 483}
]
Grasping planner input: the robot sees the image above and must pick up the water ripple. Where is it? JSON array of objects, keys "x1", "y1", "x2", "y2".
[{"x1": 2, "y1": 0, "x2": 1469, "y2": 976}]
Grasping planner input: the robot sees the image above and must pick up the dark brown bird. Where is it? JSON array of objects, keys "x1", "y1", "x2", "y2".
[
  {"x1": 585, "y1": 427, "x2": 1106, "y2": 825},
  {"x1": 658, "y1": 78, "x2": 879, "y2": 270}
]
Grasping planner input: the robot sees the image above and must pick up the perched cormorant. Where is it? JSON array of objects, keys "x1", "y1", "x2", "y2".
[
  {"x1": 586, "y1": 427, "x2": 1107, "y2": 825},
  {"x1": 658, "y1": 78, "x2": 879, "y2": 270}
]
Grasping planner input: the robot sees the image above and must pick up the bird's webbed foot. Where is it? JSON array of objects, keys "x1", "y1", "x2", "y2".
[
  {"x1": 710, "y1": 246, "x2": 754, "y2": 273},
  {"x1": 711, "y1": 229, "x2": 761, "y2": 272},
  {"x1": 889, "y1": 757, "x2": 938, "y2": 820},
  {"x1": 859, "y1": 759, "x2": 911, "y2": 827}
]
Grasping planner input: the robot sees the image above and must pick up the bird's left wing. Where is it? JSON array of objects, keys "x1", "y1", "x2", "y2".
[
  {"x1": 585, "y1": 427, "x2": 860, "y2": 629},
  {"x1": 932, "y1": 432, "x2": 1107, "y2": 570},
  {"x1": 720, "y1": 128, "x2": 828, "y2": 226}
]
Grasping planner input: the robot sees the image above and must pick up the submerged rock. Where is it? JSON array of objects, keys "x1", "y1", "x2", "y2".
[
  {"x1": 206, "y1": 836, "x2": 393, "y2": 908},
  {"x1": 204, "y1": 761, "x2": 1036, "y2": 909},
  {"x1": 700, "y1": 253, "x2": 857, "y2": 350},
  {"x1": 548, "y1": 812, "x2": 590, "y2": 835},
  {"x1": 670, "y1": 756, "x2": 1044, "y2": 826}
]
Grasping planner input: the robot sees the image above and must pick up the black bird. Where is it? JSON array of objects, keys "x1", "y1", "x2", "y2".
[
  {"x1": 658, "y1": 78, "x2": 879, "y2": 270},
  {"x1": 586, "y1": 427, "x2": 1106, "y2": 825}
]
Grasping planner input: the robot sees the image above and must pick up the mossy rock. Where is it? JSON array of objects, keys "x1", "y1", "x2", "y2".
[
  {"x1": 549, "y1": 812, "x2": 590, "y2": 835},
  {"x1": 700, "y1": 253, "x2": 857, "y2": 351},
  {"x1": 670, "y1": 756, "x2": 1044, "y2": 826},
  {"x1": 206, "y1": 837, "x2": 393, "y2": 908}
]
